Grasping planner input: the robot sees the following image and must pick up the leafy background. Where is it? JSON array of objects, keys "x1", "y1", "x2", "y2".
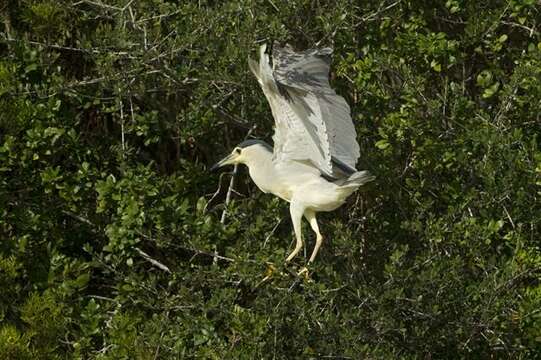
[{"x1": 1, "y1": 0, "x2": 540, "y2": 358}]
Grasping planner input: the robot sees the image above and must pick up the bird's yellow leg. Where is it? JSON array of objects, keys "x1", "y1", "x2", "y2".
[
  {"x1": 285, "y1": 201, "x2": 305, "y2": 263},
  {"x1": 305, "y1": 210, "x2": 323, "y2": 263},
  {"x1": 308, "y1": 234, "x2": 323, "y2": 263},
  {"x1": 298, "y1": 210, "x2": 324, "y2": 277}
]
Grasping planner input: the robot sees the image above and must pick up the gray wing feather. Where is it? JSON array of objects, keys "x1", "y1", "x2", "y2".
[{"x1": 249, "y1": 43, "x2": 360, "y2": 177}]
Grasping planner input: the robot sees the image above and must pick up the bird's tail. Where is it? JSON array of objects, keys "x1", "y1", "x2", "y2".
[
  {"x1": 334, "y1": 170, "x2": 374, "y2": 200},
  {"x1": 336, "y1": 170, "x2": 375, "y2": 189}
]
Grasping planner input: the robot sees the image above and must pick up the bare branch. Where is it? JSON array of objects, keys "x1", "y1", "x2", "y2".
[
  {"x1": 73, "y1": 0, "x2": 122, "y2": 11},
  {"x1": 221, "y1": 163, "x2": 240, "y2": 224},
  {"x1": 136, "y1": 231, "x2": 237, "y2": 263},
  {"x1": 135, "y1": 247, "x2": 171, "y2": 273},
  {"x1": 263, "y1": 218, "x2": 283, "y2": 248},
  {"x1": 357, "y1": 0, "x2": 401, "y2": 24},
  {"x1": 204, "y1": 172, "x2": 229, "y2": 213},
  {"x1": 220, "y1": 125, "x2": 256, "y2": 223},
  {"x1": 266, "y1": 0, "x2": 280, "y2": 12},
  {"x1": 501, "y1": 21, "x2": 537, "y2": 37},
  {"x1": 119, "y1": 91, "x2": 126, "y2": 157},
  {"x1": 61, "y1": 210, "x2": 96, "y2": 228}
]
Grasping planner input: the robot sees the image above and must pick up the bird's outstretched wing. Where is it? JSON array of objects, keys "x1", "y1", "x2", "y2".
[{"x1": 248, "y1": 42, "x2": 360, "y2": 178}]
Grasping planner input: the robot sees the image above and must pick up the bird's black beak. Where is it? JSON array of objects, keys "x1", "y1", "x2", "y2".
[
  {"x1": 209, "y1": 161, "x2": 221, "y2": 172},
  {"x1": 210, "y1": 153, "x2": 235, "y2": 171}
]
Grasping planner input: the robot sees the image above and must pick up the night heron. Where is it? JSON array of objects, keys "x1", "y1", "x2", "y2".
[{"x1": 212, "y1": 43, "x2": 374, "y2": 274}]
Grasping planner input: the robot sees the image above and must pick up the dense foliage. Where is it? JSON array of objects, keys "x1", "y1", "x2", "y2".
[{"x1": 1, "y1": 0, "x2": 540, "y2": 358}]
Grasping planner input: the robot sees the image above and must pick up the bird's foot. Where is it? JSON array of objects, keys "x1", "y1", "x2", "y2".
[
  {"x1": 256, "y1": 263, "x2": 276, "y2": 287},
  {"x1": 283, "y1": 261, "x2": 313, "y2": 280},
  {"x1": 262, "y1": 263, "x2": 276, "y2": 280},
  {"x1": 287, "y1": 266, "x2": 311, "y2": 291},
  {"x1": 297, "y1": 266, "x2": 312, "y2": 281}
]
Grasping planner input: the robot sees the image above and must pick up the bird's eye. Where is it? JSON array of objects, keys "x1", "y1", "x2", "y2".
[{"x1": 235, "y1": 148, "x2": 242, "y2": 154}]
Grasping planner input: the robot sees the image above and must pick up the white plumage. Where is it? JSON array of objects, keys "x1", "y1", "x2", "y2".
[{"x1": 212, "y1": 43, "x2": 374, "y2": 274}]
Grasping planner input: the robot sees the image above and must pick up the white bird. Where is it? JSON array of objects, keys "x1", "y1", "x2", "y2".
[{"x1": 212, "y1": 43, "x2": 374, "y2": 274}]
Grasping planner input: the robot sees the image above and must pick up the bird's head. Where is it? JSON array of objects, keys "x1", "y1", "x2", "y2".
[{"x1": 210, "y1": 139, "x2": 272, "y2": 171}]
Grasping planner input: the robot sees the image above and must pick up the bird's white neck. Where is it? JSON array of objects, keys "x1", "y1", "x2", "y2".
[{"x1": 241, "y1": 146, "x2": 276, "y2": 195}]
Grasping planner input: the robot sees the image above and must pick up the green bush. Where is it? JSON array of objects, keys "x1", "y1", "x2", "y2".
[
  {"x1": 1, "y1": 0, "x2": 540, "y2": 358},
  {"x1": 0, "y1": 325, "x2": 33, "y2": 360}
]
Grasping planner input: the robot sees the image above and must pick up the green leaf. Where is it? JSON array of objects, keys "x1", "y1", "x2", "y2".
[
  {"x1": 430, "y1": 59, "x2": 441, "y2": 72},
  {"x1": 24, "y1": 63, "x2": 38, "y2": 73},
  {"x1": 476, "y1": 70, "x2": 493, "y2": 87},
  {"x1": 375, "y1": 139, "x2": 390, "y2": 149},
  {"x1": 74, "y1": 273, "x2": 90, "y2": 288},
  {"x1": 482, "y1": 82, "x2": 500, "y2": 98}
]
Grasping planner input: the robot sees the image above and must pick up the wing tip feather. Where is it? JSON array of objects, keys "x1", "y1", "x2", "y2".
[{"x1": 251, "y1": 42, "x2": 359, "y2": 177}]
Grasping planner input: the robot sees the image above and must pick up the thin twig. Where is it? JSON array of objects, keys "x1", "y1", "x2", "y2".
[
  {"x1": 136, "y1": 231, "x2": 236, "y2": 263},
  {"x1": 61, "y1": 210, "x2": 96, "y2": 228},
  {"x1": 502, "y1": 204, "x2": 515, "y2": 229},
  {"x1": 136, "y1": 10, "x2": 181, "y2": 24},
  {"x1": 204, "y1": 172, "x2": 228, "y2": 213},
  {"x1": 73, "y1": 0, "x2": 122, "y2": 11},
  {"x1": 288, "y1": 277, "x2": 303, "y2": 292},
  {"x1": 501, "y1": 21, "x2": 537, "y2": 37},
  {"x1": 0, "y1": 38, "x2": 105, "y2": 54},
  {"x1": 357, "y1": 0, "x2": 401, "y2": 24},
  {"x1": 186, "y1": 247, "x2": 235, "y2": 263},
  {"x1": 129, "y1": 95, "x2": 135, "y2": 124},
  {"x1": 87, "y1": 295, "x2": 117, "y2": 302},
  {"x1": 135, "y1": 247, "x2": 171, "y2": 273},
  {"x1": 221, "y1": 163, "x2": 239, "y2": 224},
  {"x1": 266, "y1": 0, "x2": 280, "y2": 12},
  {"x1": 119, "y1": 92, "x2": 125, "y2": 157},
  {"x1": 220, "y1": 125, "x2": 256, "y2": 223},
  {"x1": 263, "y1": 218, "x2": 282, "y2": 248},
  {"x1": 122, "y1": 0, "x2": 136, "y2": 12}
]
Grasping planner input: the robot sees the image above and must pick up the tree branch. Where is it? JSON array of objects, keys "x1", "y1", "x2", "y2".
[
  {"x1": 134, "y1": 247, "x2": 171, "y2": 273},
  {"x1": 220, "y1": 125, "x2": 256, "y2": 223}
]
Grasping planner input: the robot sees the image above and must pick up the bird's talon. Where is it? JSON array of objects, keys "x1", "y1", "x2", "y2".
[
  {"x1": 297, "y1": 266, "x2": 310, "y2": 278},
  {"x1": 263, "y1": 263, "x2": 276, "y2": 278},
  {"x1": 256, "y1": 263, "x2": 277, "y2": 287}
]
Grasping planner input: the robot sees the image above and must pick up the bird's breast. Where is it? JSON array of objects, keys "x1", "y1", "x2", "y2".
[{"x1": 248, "y1": 165, "x2": 293, "y2": 202}]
